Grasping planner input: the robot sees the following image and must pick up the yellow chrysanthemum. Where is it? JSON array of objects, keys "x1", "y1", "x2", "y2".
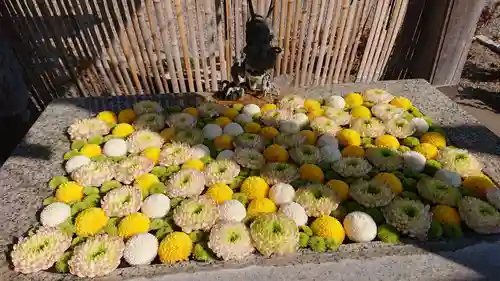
[
  {"x1": 307, "y1": 108, "x2": 324, "y2": 120},
  {"x1": 432, "y1": 205, "x2": 461, "y2": 225},
  {"x1": 304, "y1": 99, "x2": 322, "y2": 112},
  {"x1": 344, "y1": 92, "x2": 363, "y2": 107},
  {"x1": 241, "y1": 176, "x2": 270, "y2": 200},
  {"x1": 97, "y1": 111, "x2": 118, "y2": 126},
  {"x1": 342, "y1": 145, "x2": 365, "y2": 158},
  {"x1": 261, "y1": 103, "x2": 277, "y2": 113},
  {"x1": 462, "y1": 176, "x2": 497, "y2": 197},
  {"x1": 327, "y1": 180, "x2": 350, "y2": 202},
  {"x1": 118, "y1": 108, "x2": 137, "y2": 124},
  {"x1": 299, "y1": 164, "x2": 324, "y2": 183},
  {"x1": 375, "y1": 135, "x2": 400, "y2": 149},
  {"x1": 215, "y1": 117, "x2": 232, "y2": 128},
  {"x1": 158, "y1": 232, "x2": 193, "y2": 264},
  {"x1": 223, "y1": 108, "x2": 239, "y2": 120},
  {"x1": 141, "y1": 147, "x2": 161, "y2": 164},
  {"x1": 205, "y1": 183, "x2": 233, "y2": 204},
  {"x1": 390, "y1": 97, "x2": 412, "y2": 110},
  {"x1": 214, "y1": 135, "x2": 234, "y2": 150},
  {"x1": 350, "y1": 106, "x2": 372, "y2": 118},
  {"x1": 372, "y1": 172, "x2": 403, "y2": 194},
  {"x1": 134, "y1": 173, "x2": 160, "y2": 196},
  {"x1": 80, "y1": 143, "x2": 102, "y2": 158},
  {"x1": 414, "y1": 143, "x2": 438, "y2": 160},
  {"x1": 182, "y1": 159, "x2": 205, "y2": 171},
  {"x1": 183, "y1": 107, "x2": 199, "y2": 117},
  {"x1": 260, "y1": 127, "x2": 280, "y2": 140},
  {"x1": 300, "y1": 130, "x2": 318, "y2": 145},
  {"x1": 337, "y1": 129, "x2": 361, "y2": 146},
  {"x1": 247, "y1": 198, "x2": 277, "y2": 217},
  {"x1": 245, "y1": 122, "x2": 262, "y2": 133},
  {"x1": 310, "y1": 215, "x2": 345, "y2": 244},
  {"x1": 56, "y1": 181, "x2": 84, "y2": 203},
  {"x1": 263, "y1": 144, "x2": 289, "y2": 163},
  {"x1": 112, "y1": 123, "x2": 135, "y2": 137},
  {"x1": 118, "y1": 212, "x2": 150, "y2": 239},
  {"x1": 420, "y1": 132, "x2": 446, "y2": 149},
  {"x1": 160, "y1": 127, "x2": 176, "y2": 142},
  {"x1": 74, "y1": 207, "x2": 109, "y2": 237}
]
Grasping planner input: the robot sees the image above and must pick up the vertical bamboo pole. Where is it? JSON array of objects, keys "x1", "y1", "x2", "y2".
[
  {"x1": 225, "y1": 0, "x2": 233, "y2": 80},
  {"x1": 145, "y1": 0, "x2": 169, "y2": 92},
  {"x1": 242, "y1": 0, "x2": 248, "y2": 35},
  {"x1": 325, "y1": 0, "x2": 351, "y2": 85},
  {"x1": 305, "y1": 0, "x2": 327, "y2": 85},
  {"x1": 234, "y1": 0, "x2": 242, "y2": 61},
  {"x1": 288, "y1": 0, "x2": 302, "y2": 75},
  {"x1": 340, "y1": 0, "x2": 368, "y2": 82},
  {"x1": 163, "y1": 0, "x2": 188, "y2": 92},
  {"x1": 216, "y1": 0, "x2": 228, "y2": 81},
  {"x1": 332, "y1": 0, "x2": 359, "y2": 83},
  {"x1": 185, "y1": 1, "x2": 203, "y2": 92},
  {"x1": 319, "y1": 0, "x2": 342, "y2": 85},
  {"x1": 195, "y1": 0, "x2": 213, "y2": 91},
  {"x1": 299, "y1": 0, "x2": 319, "y2": 87},
  {"x1": 204, "y1": 0, "x2": 220, "y2": 90},
  {"x1": 293, "y1": 7, "x2": 308, "y2": 87},
  {"x1": 275, "y1": 0, "x2": 287, "y2": 75},
  {"x1": 174, "y1": 0, "x2": 195, "y2": 92},
  {"x1": 313, "y1": 1, "x2": 337, "y2": 85},
  {"x1": 281, "y1": 0, "x2": 294, "y2": 75}
]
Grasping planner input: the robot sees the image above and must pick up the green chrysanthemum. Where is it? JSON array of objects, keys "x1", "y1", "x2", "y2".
[
  {"x1": 436, "y1": 147, "x2": 483, "y2": 177},
  {"x1": 234, "y1": 148, "x2": 266, "y2": 170},
  {"x1": 310, "y1": 116, "x2": 340, "y2": 135},
  {"x1": 68, "y1": 118, "x2": 111, "y2": 141},
  {"x1": 349, "y1": 180, "x2": 395, "y2": 208},
  {"x1": 371, "y1": 103, "x2": 405, "y2": 122},
  {"x1": 126, "y1": 129, "x2": 164, "y2": 154},
  {"x1": 290, "y1": 145, "x2": 320, "y2": 165},
  {"x1": 323, "y1": 107, "x2": 351, "y2": 126},
  {"x1": 159, "y1": 142, "x2": 193, "y2": 167},
  {"x1": 208, "y1": 222, "x2": 254, "y2": 260},
  {"x1": 133, "y1": 112, "x2": 165, "y2": 132},
  {"x1": 385, "y1": 118, "x2": 416, "y2": 139},
  {"x1": 234, "y1": 133, "x2": 266, "y2": 151},
  {"x1": 331, "y1": 157, "x2": 372, "y2": 178},
  {"x1": 365, "y1": 147, "x2": 403, "y2": 172},
  {"x1": 261, "y1": 162, "x2": 300, "y2": 185},
  {"x1": 278, "y1": 95, "x2": 305, "y2": 111},
  {"x1": 166, "y1": 113, "x2": 197, "y2": 130},
  {"x1": 274, "y1": 133, "x2": 307, "y2": 149},
  {"x1": 173, "y1": 196, "x2": 219, "y2": 233},
  {"x1": 362, "y1": 89, "x2": 394, "y2": 104},
  {"x1": 249, "y1": 213, "x2": 299, "y2": 257},
  {"x1": 71, "y1": 160, "x2": 115, "y2": 187},
  {"x1": 204, "y1": 159, "x2": 241, "y2": 186},
  {"x1": 261, "y1": 109, "x2": 293, "y2": 127},
  {"x1": 458, "y1": 196, "x2": 500, "y2": 234},
  {"x1": 382, "y1": 198, "x2": 432, "y2": 240},
  {"x1": 165, "y1": 168, "x2": 206, "y2": 198},
  {"x1": 350, "y1": 117, "x2": 386, "y2": 138},
  {"x1": 133, "y1": 100, "x2": 163, "y2": 115},
  {"x1": 10, "y1": 227, "x2": 72, "y2": 274},
  {"x1": 416, "y1": 177, "x2": 462, "y2": 206},
  {"x1": 114, "y1": 156, "x2": 155, "y2": 184},
  {"x1": 295, "y1": 184, "x2": 340, "y2": 217},
  {"x1": 101, "y1": 185, "x2": 142, "y2": 217},
  {"x1": 173, "y1": 129, "x2": 204, "y2": 146}
]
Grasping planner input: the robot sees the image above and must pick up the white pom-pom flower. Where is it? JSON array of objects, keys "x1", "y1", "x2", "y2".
[
  {"x1": 320, "y1": 145, "x2": 342, "y2": 163},
  {"x1": 243, "y1": 104, "x2": 261, "y2": 116},
  {"x1": 326, "y1": 95, "x2": 346, "y2": 109},
  {"x1": 279, "y1": 202, "x2": 308, "y2": 226},
  {"x1": 40, "y1": 202, "x2": 71, "y2": 227},
  {"x1": 224, "y1": 122, "x2": 244, "y2": 136},
  {"x1": 317, "y1": 134, "x2": 339, "y2": 148},
  {"x1": 102, "y1": 138, "x2": 127, "y2": 157},
  {"x1": 217, "y1": 150, "x2": 235, "y2": 160},
  {"x1": 292, "y1": 113, "x2": 309, "y2": 128},
  {"x1": 218, "y1": 200, "x2": 246, "y2": 222},
  {"x1": 203, "y1": 124, "x2": 223, "y2": 140},
  {"x1": 191, "y1": 144, "x2": 210, "y2": 159},
  {"x1": 235, "y1": 113, "x2": 254, "y2": 124},
  {"x1": 434, "y1": 169, "x2": 462, "y2": 188},
  {"x1": 123, "y1": 233, "x2": 159, "y2": 266},
  {"x1": 269, "y1": 183, "x2": 295, "y2": 205},
  {"x1": 65, "y1": 155, "x2": 91, "y2": 174},
  {"x1": 141, "y1": 194, "x2": 171, "y2": 218},
  {"x1": 403, "y1": 151, "x2": 427, "y2": 172},
  {"x1": 343, "y1": 211, "x2": 377, "y2": 242},
  {"x1": 411, "y1": 117, "x2": 429, "y2": 136},
  {"x1": 279, "y1": 120, "x2": 300, "y2": 134}
]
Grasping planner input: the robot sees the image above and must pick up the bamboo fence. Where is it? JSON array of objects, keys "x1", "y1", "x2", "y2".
[{"x1": 0, "y1": 0, "x2": 409, "y2": 112}]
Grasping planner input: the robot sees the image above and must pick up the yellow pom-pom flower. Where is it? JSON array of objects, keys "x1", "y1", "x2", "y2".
[
  {"x1": 261, "y1": 103, "x2": 277, "y2": 113},
  {"x1": 56, "y1": 181, "x2": 84, "y2": 203},
  {"x1": 310, "y1": 215, "x2": 345, "y2": 244},
  {"x1": 182, "y1": 159, "x2": 205, "y2": 171},
  {"x1": 344, "y1": 92, "x2": 363, "y2": 107},
  {"x1": 260, "y1": 127, "x2": 280, "y2": 140},
  {"x1": 342, "y1": 145, "x2": 365, "y2": 158},
  {"x1": 214, "y1": 135, "x2": 234, "y2": 150},
  {"x1": 327, "y1": 179, "x2": 350, "y2": 201},
  {"x1": 247, "y1": 198, "x2": 277, "y2": 217},
  {"x1": 372, "y1": 172, "x2": 403, "y2": 194},
  {"x1": 350, "y1": 106, "x2": 372, "y2": 118},
  {"x1": 432, "y1": 205, "x2": 461, "y2": 225},
  {"x1": 263, "y1": 144, "x2": 289, "y2": 163},
  {"x1": 245, "y1": 122, "x2": 262, "y2": 133},
  {"x1": 304, "y1": 99, "x2": 322, "y2": 112},
  {"x1": 80, "y1": 143, "x2": 102, "y2": 158},
  {"x1": 97, "y1": 111, "x2": 118, "y2": 126},
  {"x1": 300, "y1": 130, "x2": 317, "y2": 145},
  {"x1": 205, "y1": 183, "x2": 233, "y2": 204},
  {"x1": 118, "y1": 108, "x2": 137, "y2": 124},
  {"x1": 134, "y1": 173, "x2": 160, "y2": 195},
  {"x1": 299, "y1": 164, "x2": 324, "y2": 183},
  {"x1": 158, "y1": 232, "x2": 193, "y2": 264},
  {"x1": 241, "y1": 176, "x2": 270, "y2": 200},
  {"x1": 160, "y1": 127, "x2": 176, "y2": 142},
  {"x1": 223, "y1": 108, "x2": 239, "y2": 120},
  {"x1": 337, "y1": 129, "x2": 361, "y2": 146},
  {"x1": 183, "y1": 107, "x2": 199, "y2": 117},
  {"x1": 141, "y1": 147, "x2": 161, "y2": 164},
  {"x1": 390, "y1": 96, "x2": 412, "y2": 110},
  {"x1": 215, "y1": 117, "x2": 232, "y2": 128},
  {"x1": 414, "y1": 143, "x2": 438, "y2": 160},
  {"x1": 118, "y1": 212, "x2": 150, "y2": 239},
  {"x1": 75, "y1": 207, "x2": 109, "y2": 237},
  {"x1": 112, "y1": 123, "x2": 135, "y2": 137},
  {"x1": 420, "y1": 132, "x2": 446, "y2": 149},
  {"x1": 375, "y1": 135, "x2": 400, "y2": 149},
  {"x1": 462, "y1": 176, "x2": 497, "y2": 197}
]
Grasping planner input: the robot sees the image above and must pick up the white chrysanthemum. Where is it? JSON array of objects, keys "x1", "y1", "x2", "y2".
[
  {"x1": 295, "y1": 184, "x2": 340, "y2": 217},
  {"x1": 349, "y1": 180, "x2": 395, "y2": 208},
  {"x1": 261, "y1": 109, "x2": 293, "y2": 127},
  {"x1": 458, "y1": 196, "x2": 500, "y2": 234},
  {"x1": 204, "y1": 159, "x2": 241, "y2": 186},
  {"x1": 198, "y1": 102, "x2": 227, "y2": 118},
  {"x1": 292, "y1": 113, "x2": 309, "y2": 128},
  {"x1": 279, "y1": 119, "x2": 301, "y2": 134},
  {"x1": 191, "y1": 144, "x2": 211, "y2": 159},
  {"x1": 403, "y1": 151, "x2": 427, "y2": 173},
  {"x1": 114, "y1": 156, "x2": 155, "y2": 184},
  {"x1": 436, "y1": 147, "x2": 484, "y2": 177},
  {"x1": 234, "y1": 133, "x2": 265, "y2": 151},
  {"x1": 217, "y1": 149, "x2": 235, "y2": 160},
  {"x1": 350, "y1": 117, "x2": 386, "y2": 138},
  {"x1": 71, "y1": 161, "x2": 115, "y2": 187},
  {"x1": 166, "y1": 113, "x2": 197, "y2": 130},
  {"x1": 411, "y1": 117, "x2": 429, "y2": 136},
  {"x1": 202, "y1": 123, "x2": 223, "y2": 140},
  {"x1": 261, "y1": 162, "x2": 300, "y2": 185},
  {"x1": 310, "y1": 116, "x2": 340, "y2": 135},
  {"x1": 126, "y1": 129, "x2": 164, "y2": 154},
  {"x1": 134, "y1": 112, "x2": 165, "y2": 132},
  {"x1": 224, "y1": 122, "x2": 244, "y2": 136},
  {"x1": 279, "y1": 202, "x2": 308, "y2": 226},
  {"x1": 362, "y1": 89, "x2": 394, "y2": 104},
  {"x1": 269, "y1": 183, "x2": 295, "y2": 205},
  {"x1": 332, "y1": 157, "x2": 373, "y2": 178},
  {"x1": 218, "y1": 200, "x2": 247, "y2": 222},
  {"x1": 343, "y1": 211, "x2": 377, "y2": 242},
  {"x1": 274, "y1": 133, "x2": 306, "y2": 149},
  {"x1": 365, "y1": 147, "x2": 403, "y2": 172},
  {"x1": 65, "y1": 155, "x2": 91, "y2": 174},
  {"x1": 278, "y1": 94, "x2": 305, "y2": 111},
  {"x1": 40, "y1": 202, "x2": 71, "y2": 227},
  {"x1": 159, "y1": 142, "x2": 193, "y2": 166},
  {"x1": 124, "y1": 233, "x2": 159, "y2": 266},
  {"x1": 325, "y1": 95, "x2": 346, "y2": 109},
  {"x1": 68, "y1": 118, "x2": 111, "y2": 141},
  {"x1": 486, "y1": 189, "x2": 500, "y2": 211},
  {"x1": 323, "y1": 107, "x2": 351, "y2": 126},
  {"x1": 382, "y1": 198, "x2": 432, "y2": 240},
  {"x1": 103, "y1": 138, "x2": 127, "y2": 157},
  {"x1": 173, "y1": 196, "x2": 219, "y2": 233},
  {"x1": 320, "y1": 145, "x2": 342, "y2": 163},
  {"x1": 235, "y1": 113, "x2": 254, "y2": 124},
  {"x1": 101, "y1": 186, "x2": 142, "y2": 217},
  {"x1": 234, "y1": 148, "x2": 265, "y2": 170},
  {"x1": 133, "y1": 100, "x2": 163, "y2": 115},
  {"x1": 385, "y1": 118, "x2": 416, "y2": 139},
  {"x1": 317, "y1": 134, "x2": 339, "y2": 148},
  {"x1": 208, "y1": 222, "x2": 254, "y2": 261},
  {"x1": 290, "y1": 145, "x2": 320, "y2": 165},
  {"x1": 165, "y1": 168, "x2": 206, "y2": 198},
  {"x1": 173, "y1": 128, "x2": 203, "y2": 146},
  {"x1": 434, "y1": 169, "x2": 462, "y2": 188},
  {"x1": 11, "y1": 227, "x2": 72, "y2": 274},
  {"x1": 243, "y1": 104, "x2": 261, "y2": 116},
  {"x1": 141, "y1": 194, "x2": 171, "y2": 218},
  {"x1": 371, "y1": 103, "x2": 405, "y2": 122}
]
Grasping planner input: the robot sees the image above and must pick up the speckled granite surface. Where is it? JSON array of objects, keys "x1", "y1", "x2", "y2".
[{"x1": 1, "y1": 79, "x2": 499, "y2": 281}]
